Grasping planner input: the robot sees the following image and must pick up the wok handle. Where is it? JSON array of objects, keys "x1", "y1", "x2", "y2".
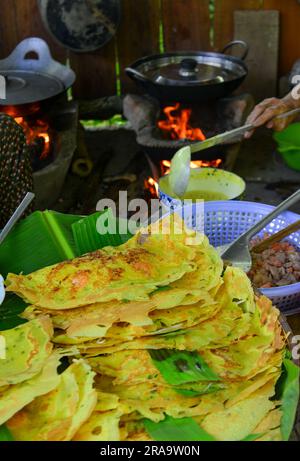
[
  {"x1": 4, "y1": 38, "x2": 53, "y2": 69},
  {"x1": 125, "y1": 67, "x2": 152, "y2": 84},
  {"x1": 221, "y1": 40, "x2": 249, "y2": 61}
]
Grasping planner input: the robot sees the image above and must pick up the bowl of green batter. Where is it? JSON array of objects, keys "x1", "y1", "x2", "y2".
[{"x1": 159, "y1": 167, "x2": 245, "y2": 208}]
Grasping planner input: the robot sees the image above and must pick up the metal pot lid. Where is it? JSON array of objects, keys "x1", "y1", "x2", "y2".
[
  {"x1": 0, "y1": 38, "x2": 75, "y2": 105},
  {"x1": 138, "y1": 54, "x2": 246, "y2": 86},
  {"x1": 0, "y1": 71, "x2": 65, "y2": 105}
]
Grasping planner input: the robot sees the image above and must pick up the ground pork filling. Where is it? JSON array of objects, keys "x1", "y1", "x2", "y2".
[{"x1": 249, "y1": 234, "x2": 300, "y2": 288}]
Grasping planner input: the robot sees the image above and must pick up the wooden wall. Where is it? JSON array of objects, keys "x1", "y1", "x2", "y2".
[{"x1": 0, "y1": 0, "x2": 300, "y2": 99}]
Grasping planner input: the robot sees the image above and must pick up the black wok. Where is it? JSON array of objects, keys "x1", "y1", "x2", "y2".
[{"x1": 126, "y1": 41, "x2": 249, "y2": 103}]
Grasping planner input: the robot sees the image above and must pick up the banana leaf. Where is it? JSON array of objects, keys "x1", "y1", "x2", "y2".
[
  {"x1": 72, "y1": 209, "x2": 132, "y2": 255},
  {"x1": 241, "y1": 433, "x2": 266, "y2": 442},
  {"x1": 0, "y1": 209, "x2": 132, "y2": 278},
  {"x1": 0, "y1": 425, "x2": 14, "y2": 441},
  {"x1": 175, "y1": 383, "x2": 223, "y2": 397},
  {"x1": 0, "y1": 293, "x2": 27, "y2": 331},
  {"x1": 0, "y1": 210, "x2": 81, "y2": 277},
  {"x1": 144, "y1": 416, "x2": 266, "y2": 442},
  {"x1": 144, "y1": 415, "x2": 216, "y2": 442},
  {"x1": 149, "y1": 350, "x2": 220, "y2": 386},
  {"x1": 277, "y1": 359, "x2": 300, "y2": 441}
]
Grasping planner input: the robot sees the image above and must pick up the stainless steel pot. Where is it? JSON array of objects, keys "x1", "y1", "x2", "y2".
[
  {"x1": 0, "y1": 37, "x2": 75, "y2": 105},
  {"x1": 126, "y1": 41, "x2": 249, "y2": 103}
]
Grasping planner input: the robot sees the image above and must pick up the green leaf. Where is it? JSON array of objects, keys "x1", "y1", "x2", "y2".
[
  {"x1": 280, "y1": 359, "x2": 300, "y2": 441},
  {"x1": 0, "y1": 293, "x2": 28, "y2": 331},
  {"x1": 175, "y1": 382, "x2": 223, "y2": 397},
  {"x1": 0, "y1": 211, "x2": 81, "y2": 277},
  {"x1": 72, "y1": 209, "x2": 131, "y2": 255},
  {"x1": 149, "y1": 349, "x2": 220, "y2": 386},
  {"x1": 284, "y1": 349, "x2": 292, "y2": 361},
  {"x1": 144, "y1": 415, "x2": 216, "y2": 442},
  {"x1": 0, "y1": 425, "x2": 14, "y2": 441},
  {"x1": 144, "y1": 417, "x2": 267, "y2": 442},
  {"x1": 241, "y1": 433, "x2": 266, "y2": 442}
]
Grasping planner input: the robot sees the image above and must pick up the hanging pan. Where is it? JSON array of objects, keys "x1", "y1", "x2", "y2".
[{"x1": 38, "y1": 0, "x2": 121, "y2": 52}]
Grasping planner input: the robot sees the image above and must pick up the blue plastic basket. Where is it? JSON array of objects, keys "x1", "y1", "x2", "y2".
[{"x1": 174, "y1": 201, "x2": 300, "y2": 316}]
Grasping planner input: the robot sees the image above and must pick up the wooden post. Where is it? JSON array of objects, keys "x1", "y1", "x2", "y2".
[
  {"x1": 234, "y1": 10, "x2": 280, "y2": 101},
  {"x1": 263, "y1": 0, "x2": 300, "y2": 76}
]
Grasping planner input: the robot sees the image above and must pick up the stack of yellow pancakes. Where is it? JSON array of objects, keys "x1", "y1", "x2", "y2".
[{"x1": 1, "y1": 215, "x2": 287, "y2": 441}]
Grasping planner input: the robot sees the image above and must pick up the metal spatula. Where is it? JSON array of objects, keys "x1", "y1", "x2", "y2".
[
  {"x1": 169, "y1": 107, "x2": 300, "y2": 197},
  {"x1": 218, "y1": 188, "x2": 300, "y2": 272}
]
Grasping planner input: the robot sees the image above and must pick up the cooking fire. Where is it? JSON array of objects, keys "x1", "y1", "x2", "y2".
[
  {"x1": 159, "y1": 159, "x2": 222, "y2": 176},
  {"x1": 144, "y1": 103, "x2": 222, "y2": 197},
  {"x1": 144, "y1": 158, "x2": 223, "y2": 199},
  {"x1": 158, "y1": 103, "x2": 206, "y2": 141},
  {"x1": 15, "y1": 117, "x2": 51, "y2": 160},
  {"x1": 2, "y1": 104, "x2": 52, "y2": 161}
]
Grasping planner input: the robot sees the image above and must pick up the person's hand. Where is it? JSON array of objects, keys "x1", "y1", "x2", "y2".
[{"x1": 244, "y1": 97, "x2": 297, "y2": 139}]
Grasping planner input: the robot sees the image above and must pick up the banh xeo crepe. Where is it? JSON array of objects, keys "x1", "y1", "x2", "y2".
[
  {"x1": 0, "y1": 318, "x2": 79, "y2": 426},
  {"x1": 73, "y1": 372, "x2": 281, "y2": 441},
  {"x1": 0, "y1": 317, "x2": 53, "y2": 386},
  {"x1": 3, "y1": 215, "x2": 295, "y2": 441},
  {"x1": 22, "y1": 287, "x2": 218, "y2": 340},
  {"x1": 0, "y1": 352, "x2": 61, "y2": 426},
  {"x1": 7, "y1": 360, "x2": 97, "y2": 441},
  {"x1": 46, "y1": 266, "x2": 262, "y2": 350},
  {"x1": 6, "y1": 216, "x2": 206, "y2": 309}
]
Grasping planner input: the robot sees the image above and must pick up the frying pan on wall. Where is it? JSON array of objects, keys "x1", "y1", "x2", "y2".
[{"x1": 38, "y1": 0, "x2": 121, "y2": 52}]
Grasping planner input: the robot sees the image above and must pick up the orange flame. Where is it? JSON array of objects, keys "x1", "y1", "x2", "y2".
[
  {"x1": 14, "y1": 116, "x2": 51, "y2": 159},
  {"x1": 144, "y1": 177, "x2": 159, "y2": 197},
  {"x1": 3, "y1": 103, "x2": 40, "y2": 118},
  {"x1": 145, "y1": 159, "x2": 223, "y2": 198},
  {"x1": 2, "y1": 104, "x2": 51, "y2": 160},
  {"x1": 160, "y1": 159, "x2": 222, "y2": 176},
  {"x1": 158, "y1": 103, "x2": 206, "y2": 141}
]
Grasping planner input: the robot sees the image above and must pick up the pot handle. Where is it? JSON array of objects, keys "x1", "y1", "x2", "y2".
[
  {"x1": 221, "y1": 40, "x2": 249, "y2": 61},
  {"x1": 126, "y1": 67, "x2": 152, "y2": 84},
  {"x1": 2, "y1": 38, "x2": 54, "y2": 70}
]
